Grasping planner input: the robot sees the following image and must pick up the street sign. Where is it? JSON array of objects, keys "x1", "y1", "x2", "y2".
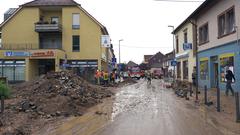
[
  {"x1": 171, "y1": 60, "x2": 177, "y2": 66},
  {"x1": 101, "y1": 35, "x2": 111, "y2": 48},
  {"x1": 183, "y1": 43, "x2": 192, "y2": 50},
  {"x1": 112, "y1": 57, "x2": 117, "y2": 63}
]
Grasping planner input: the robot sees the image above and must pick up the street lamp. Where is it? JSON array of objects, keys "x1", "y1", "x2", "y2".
[
  {"x1": 168, "y1": 25, "x2": 175, "y2": 82},
  {"x1": 119, "y1": 39, "x2": 123, "y2": 64}
]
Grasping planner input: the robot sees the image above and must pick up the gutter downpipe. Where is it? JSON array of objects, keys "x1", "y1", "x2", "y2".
[{"x1": 190, "y1": 19, "x2": 199, "y2": 102}]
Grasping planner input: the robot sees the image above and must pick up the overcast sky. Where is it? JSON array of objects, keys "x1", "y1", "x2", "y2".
[{"x1": 0, "y1": 0, "x2": 203, "y2": 64}]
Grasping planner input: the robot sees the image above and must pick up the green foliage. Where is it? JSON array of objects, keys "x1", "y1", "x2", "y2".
[{"x1": 0, "y1": 81, "x2": 10, "y2": 98}]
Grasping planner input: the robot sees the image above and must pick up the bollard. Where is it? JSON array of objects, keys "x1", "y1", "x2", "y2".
[
  {"x1": 217, "y1": 85, "x2": 220, "y2": 112},
  {"x1": 204, "y1": 85, "x2": 207, "y2": 105},
  {"x1": 190, "y1": 83, "x2": 193, "y2": 97},
  {"x1": 235, "y1": 92, "x2": 240, "y2": 123}
]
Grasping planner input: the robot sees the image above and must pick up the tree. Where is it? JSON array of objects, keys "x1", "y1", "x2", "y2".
[{"x1": 0, "y1": 81, "x2": 10, "y2": 114}]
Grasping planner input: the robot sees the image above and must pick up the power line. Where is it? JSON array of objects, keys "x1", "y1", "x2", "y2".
[
  {"x1": 154, "y1": 0, "x2": 204, "y2": 2},
  {"x1": 113, "y1": 44, "x2": 172, "y2": 49}
]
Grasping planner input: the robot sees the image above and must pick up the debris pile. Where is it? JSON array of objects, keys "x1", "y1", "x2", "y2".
[
  {"x1": 0, "y1": 71, "x2": 113, "y2": 134},
  {"x1": 173, "y1": 80, "x2": 192, "y2": 99}
]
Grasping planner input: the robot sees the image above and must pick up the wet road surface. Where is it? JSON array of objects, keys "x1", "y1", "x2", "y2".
[
  {"x1": 94, "y1": 79, "x2": 234, "y2": 135},
  {"x1": 44, "y1": 79, "x2": 239, "y2": 135}
]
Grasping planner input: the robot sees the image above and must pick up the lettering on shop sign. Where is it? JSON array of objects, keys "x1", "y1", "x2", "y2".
[{"x1": 31, "y1": 51, "x2": 55, "y2": 57}]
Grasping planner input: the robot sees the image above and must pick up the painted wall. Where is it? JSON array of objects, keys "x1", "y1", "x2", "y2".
[
  {"x1": 62, "y1": 7, "x2": 102, "y2": 68},
  {"x1": 197, "y1": 0, "x2": 240, "y2": 52},
  {"x1": 175, "y1": 22, "x2": 196, "y2": 82},
  {"x1": 198, "y1": 41, "x2": 240, "y2": 91},
  {"x1": 1, "y1": 7, "x2": 39, "y2": 48},
  {"x1": 41, "y1": 10, "x2": 62, "y2": 24}
]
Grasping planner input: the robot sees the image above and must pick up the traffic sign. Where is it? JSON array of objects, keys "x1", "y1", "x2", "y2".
[{"x1": 171, "y1": 60, "x2": 177, "y2": 66}]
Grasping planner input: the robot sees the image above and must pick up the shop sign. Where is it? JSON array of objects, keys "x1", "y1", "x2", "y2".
[
  {"x1": 5, "y1": 51, "x2": 30, "y2": 57},
  {"x1": 171, "y1": 60, "x2": 177, "y2": 66},
  {"x1": 183, "y1": 43, "x2": 192, "y2": 50},
  {"x1": 31, "y1": 51, "x2": 55, "y2": 57},
  {"x1": 101, "y1": 35, "x2": 111, "y2": 48},
  {"x1": 175, "y1": 51, "x2": 189, "y2": 59}
]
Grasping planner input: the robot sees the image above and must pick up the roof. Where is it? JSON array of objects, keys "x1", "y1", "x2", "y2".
[
  {"x1": 0, "y1": 0, "x2": 109, "y2": 35},
  {"x1": 21, "y1": 0, "x2": 79, "y2": 7},
  {"x1": 173, "y1": 0, "x2": 217, "y2": 34},
  {"x1": 144, "y1": 55, "x2": 153, "y2": 62},
  {"x1": 149, "y1": 51, "x2": 164, "y2": 61},
  {"x1": 127, "y1": 61, "x2": 138, "y2": 67}
]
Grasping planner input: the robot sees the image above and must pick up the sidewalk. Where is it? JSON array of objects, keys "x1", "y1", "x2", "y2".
[
  {"x1": 164, "y1": 80, "x2": 240, "y2": 134},
  {"x1": 187, "y1": 88, "x2": 240, "y2": 134}
]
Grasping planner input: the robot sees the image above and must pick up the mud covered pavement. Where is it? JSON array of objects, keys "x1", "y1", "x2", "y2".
[{"x1": 94, "y1": 79, "x2": 240, "y2": 135}]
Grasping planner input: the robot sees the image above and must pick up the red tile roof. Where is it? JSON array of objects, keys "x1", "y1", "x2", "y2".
[{"x1": 22, "y1": 0, "x2": 79, "y2": 7}]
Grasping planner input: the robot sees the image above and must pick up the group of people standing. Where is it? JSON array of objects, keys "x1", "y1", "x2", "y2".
[{"x1": 94, "y1": 70, "x2": 118, "y2": 86}]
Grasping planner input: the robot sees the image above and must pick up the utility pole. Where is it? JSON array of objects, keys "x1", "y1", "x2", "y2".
[
  {"x1": 119, "y1": 39, "x2": 123, "y2": 64},
  {"x1": 168, "y1": 25, "x2": 175, "y2": 82}
]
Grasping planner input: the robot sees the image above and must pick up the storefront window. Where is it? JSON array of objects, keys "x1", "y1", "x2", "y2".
[
  {"x1": 0, "y1": 60, "x2": 25, "y2": 82},
  {"x1": 183, "y1": 60, "x2": 188, "y2": 79},
  {"x1": 220, "y1": 54, "x2": 234, "y2": 82},
  {"x1": 177, "y1": 62, "x2": 181, "y2": 79},
  {"x1": 200, "y1": 59, "x2": 208, "y2": 80},
  {"x1": 3, "y1": 66, "x2": 14, "y2": 81}
]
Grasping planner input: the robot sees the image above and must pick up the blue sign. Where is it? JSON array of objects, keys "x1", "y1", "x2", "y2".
[
  {"x1": 4, "y1": 51, "x2": 30, "y2": 57},
  {"x1": 112, "y1": 57, "x2": 117, "y2": 63},
  {"x1": 171, "y1": 60, "x2": 177, "y2": 66},
  {"x1": 62, "y1": 64, "x2": 70, "y2": 67},
  {"x1": 183, "y1": 43, "x2": 192, "y2": 50}
]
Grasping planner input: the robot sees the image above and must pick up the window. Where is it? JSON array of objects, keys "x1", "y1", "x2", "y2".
[
  {"x1": 72, "y1": 35, "x2": 80, "y2": 52},
  {"x1": 183, "y1": 60, "x2": 188, "y2": 79},
  {"x1": 176, "y1": 36, "x2": 179, "y2": 53},
  {"x1": 200, "y1": 59, "x2": 208, "y2": 80},
  {"x1": 72, "y1": 13, "x2": 80, "y2": 29},
  {"x1": 220, "y1": 54, "x2": 234, "y2": 82},
  {"x1": 51, "y1": 17, "x2": 59, "y2": 24},
  {"x1": 183, "y1": 29, "x2": 188, "y2": 43},
  {"x1": 218, "y1": 7, "x2": 235, "y2": 37},
  {"x1": 199, "y1": 23, "x2": 209, "y2": 44},
  {"x1": 177, "y1": 62, "x2": 181, "y2": 79}
]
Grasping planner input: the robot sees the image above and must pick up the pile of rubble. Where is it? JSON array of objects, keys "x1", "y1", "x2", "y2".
[
  {"x1": 173, "y1": 80, "x2": 193, "y2": 99},
  {"x1": 0, "y1": 71, "x2": 113, "y2": 134}
]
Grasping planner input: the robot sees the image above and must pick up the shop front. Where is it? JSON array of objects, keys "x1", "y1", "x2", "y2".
[
  {"x1": 198, "y1": 41, "x2": 240, "y2": 91},
  {"x1": 1, "y1": 49, "x2": 65, "y2": 82},
  {"x1": 63, "y1": 60, "x2": 98, "y2": 82},
  {"x1": 0, "y1": 60, "x2": 26, "y2": 83}
]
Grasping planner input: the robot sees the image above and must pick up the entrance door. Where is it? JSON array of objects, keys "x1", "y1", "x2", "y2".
[
  {"x1": 213, "y1": 63, "x2": 219, "y2": 88},
  {"x1": 210, "y1": 56, "x2": 218, "y2": 88}
]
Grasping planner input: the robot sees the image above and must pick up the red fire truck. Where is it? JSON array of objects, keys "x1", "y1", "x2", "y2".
[{"x1": 128, "y1": 66, "x2": 142, "y2": 80}]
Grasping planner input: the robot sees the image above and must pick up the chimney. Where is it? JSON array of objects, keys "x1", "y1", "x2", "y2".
[{"x1": 4, "y1": 8, "x2": 17, "y2": 21}]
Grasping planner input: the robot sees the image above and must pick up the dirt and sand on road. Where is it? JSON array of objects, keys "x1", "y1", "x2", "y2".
[
  {"x1": 0, "y1": 71, "x2": 116, "y2": 135},
  {"x1": 44, "y1": 79, "x2": 240, "y2": 135}
]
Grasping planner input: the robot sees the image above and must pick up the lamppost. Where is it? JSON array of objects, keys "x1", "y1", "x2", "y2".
[
  {"x1": 119, "y1": 39, "x2": 123, "y2": 64},
  {"x1": 168, "y1": 25, "x2": 175, "y2": 82}
]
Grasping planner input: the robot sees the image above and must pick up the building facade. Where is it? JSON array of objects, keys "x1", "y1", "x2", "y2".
[
  {"x1": 195, "y1": 0, "x2": 240, "y2": 91},
  {"x1": 162, "y1": 51, "x2": 174, "y2": 78},
  {"x1": 0, "y1": 0, "x2": 113, "y2": 82},
  {"x1": 148, "y1": 52, "x2": 164, "y2": 73},
  {"x1": 173, "y1": 22, "x2": 196, "y2": 83}
]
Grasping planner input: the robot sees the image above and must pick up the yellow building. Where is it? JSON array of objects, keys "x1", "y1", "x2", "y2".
[
  {"x1": 173, "y1": 22, "x2": 196, "y2": 83},
  {"x1": 0, "y1": 0, "x2": 114, "y2": 82}
]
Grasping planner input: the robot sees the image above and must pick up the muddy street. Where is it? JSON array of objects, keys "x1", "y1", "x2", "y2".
[
  {"x1": 94, "y1": 79, "x2": 237, "y2": 135},
  {"x1": 45, "y1": 79, "x2": 239, "y2": 135}
]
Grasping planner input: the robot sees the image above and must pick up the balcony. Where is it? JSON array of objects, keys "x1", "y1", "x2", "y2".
[{"x1": 35, "y1": 22, "x2": 62, "y2": 32}]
